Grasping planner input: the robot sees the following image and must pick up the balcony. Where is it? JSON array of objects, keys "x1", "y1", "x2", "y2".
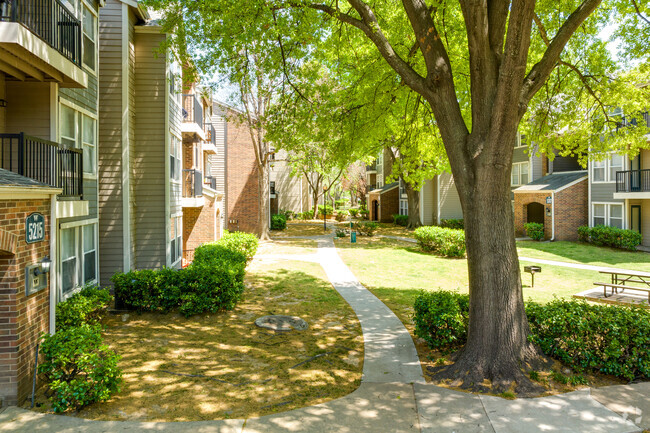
[
  {"x1": 614, "y1": 169, "x2": 650, "y2": 199},
  {"x1": 0, "y1": 0, "x2": 86, "y2": 87},
  {"x1": 204, "y1": 175, "x2": 216, "y2": 190},
  {"x1": 182, "y1": 168, "x2": 204, "y2": 207},
  {"x1": 181, "y1": 94, "x2": 206, "y2": 139},
  {"x1": 0, "y1": 133, "x2": 82, "y2": 198},
  {"x1": 202, "y1": 123, "x2": 217, "y2": 154},
  {"x1": 615, "y1": 112, "x2": 650, "y2": 131},
  {"x1": 366, "y1": 162, "x2": 377, "y2": 173}
]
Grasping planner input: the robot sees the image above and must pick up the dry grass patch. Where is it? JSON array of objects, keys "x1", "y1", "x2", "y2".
[
  {"x1": 272, "y1": 221, "x2": 333, "y2": 237},
  {"x1": 34, "y1": 261, "x2": 362, "y2": 421},
  {"x1": 257, "y1": 238, "x2": 318, "y2": 255}
]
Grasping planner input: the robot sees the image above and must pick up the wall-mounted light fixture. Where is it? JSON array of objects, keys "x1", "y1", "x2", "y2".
[
  {"x1": 35, "y1": 256, "x2": 51, "y2": 276},
  {"x1": 0, "y1": 99, "x2": 7, "y2": 108}
]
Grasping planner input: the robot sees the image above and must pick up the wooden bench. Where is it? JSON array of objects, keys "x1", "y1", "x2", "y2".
[{"x1": 594, "y1": 282, "x2": 650, "y2": 302}]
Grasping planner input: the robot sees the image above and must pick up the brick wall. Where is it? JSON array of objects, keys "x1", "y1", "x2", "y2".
[
  {"x1": 368, "y1": 191, "x2": 379, "y2": 221},
  {"x1": 379, "y1": 187, "x2": 399, "y2": 223},
  {"x1": 0, "y1": 198, "x2": 51, "y2": 406},
  {"x1": 182, "y1": 195, "x2": 218, "y2": 260},
  {"x1": 226, "y1": 116, "x2": 260, "y2": 234},
  {"x1": 554, "y1": 180, "x2": 588, "y2": 241},
  {"x1": 513, "y1": 179, "x2": 587, "y2": 241}
]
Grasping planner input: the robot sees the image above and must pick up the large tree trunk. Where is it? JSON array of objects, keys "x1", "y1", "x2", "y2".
[
  {"x1": 433, "y1": 147, "x2": 547, "y2": 395},
  {"x1": 404, "y1": 183, "x2": 421, "y2": 228},
  {"x1": 258, "y1": 164, "x2": 270, "y2": 240}
]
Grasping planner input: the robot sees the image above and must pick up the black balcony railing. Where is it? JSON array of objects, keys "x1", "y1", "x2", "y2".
[
  {"x1": 182, "y1": 94, "x2": 203, "y2": 130},
  {"x1": 204, "y1": 175, "x2": 216, "y2": 190},
  {"x1": 616, "y1": 169, "x2": 650, "y2": 193},
  {"x1": 615, "y1": 112, "x2": 650, "y2": 131},
  {"x1": 0, "y1": 133, "x2": 82, "y2": 198},
  {"x1": 183, "y1": 168, "x2": 203, "y2": 198},
  {"x1": 366, "y1": 162, "x2": 377, "y2": 172},
  {"x1": 0, "y1": 0, "x2": 81, "y2": 65}
]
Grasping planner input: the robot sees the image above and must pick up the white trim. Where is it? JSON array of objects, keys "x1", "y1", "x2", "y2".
[
  {"x1": 50, "y1": 83, "x2": 58, "y2": 142},
  {"x1": 56, "y1": 200, "x2": 89, "y2": 219},
  {"x1": 591, "y1": 202, "x2": 625, "y2": 229},
  {"x1": 0, "y1": 187, "x2": 61, "y2": 198},
  {"x1": 436, "y1": 175, "x2": 441, "y2": 225},
  {"x1": 510, "y1": 161, "x2": 530, "y2": 187},
  {"x1": 135, "y1": 24, "x2": 164, "y2": 34},
  {"x1": 165, "y1": 45, "x2": 171, "y2": 267},
  {"x1": 59, "y1": 217, "x2": 98, "y2": 230},
  {"x1": 59, "y1": 98, "x2": 98, "y2": 119},
  {"x1": 49, "y1": 193, "x2": 57, "y2": 334},
  {"x1": 614, "y1": 192, "x2": 650, "y2": 199},
  {"x1": 171, "y1": 211, "x2": 183, "y2": 218},
  {"x1": 121, "y1": 3, "x2": 131, "y2": 272},
  {"x1": 551, "y1": 191, "x2": 555, "y2": 241}
]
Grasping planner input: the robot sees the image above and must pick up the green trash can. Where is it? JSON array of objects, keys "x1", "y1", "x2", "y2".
[{"x1": 351, "y1": 231, "x2": 356, "y2": 243}]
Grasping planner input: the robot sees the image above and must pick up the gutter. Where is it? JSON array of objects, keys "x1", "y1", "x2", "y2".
[
  {"x1": 49, "y1": 193, "x2": 57, "y2": 334},
  {"x1": 550, "y1": 191, "x2": 555, "y2": 241}
]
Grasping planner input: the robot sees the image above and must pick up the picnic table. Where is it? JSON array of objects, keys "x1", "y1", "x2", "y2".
[{"x1": 595, "y1": 269, "x2": 650, "y2": 302}]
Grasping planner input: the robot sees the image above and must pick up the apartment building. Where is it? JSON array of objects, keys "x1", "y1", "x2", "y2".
[
  {"x1": 269, "y1": 148, "x2": 311, "y2": 215},
  {"x1": 97, "y1": 1, "x2": 185, "y2": 283},
  {"x1": 0, "y1": 0, "x2": 102, "y2": 405},
  {"x1": 180, "y1": 81, "x2": 222, "y2": 264}
]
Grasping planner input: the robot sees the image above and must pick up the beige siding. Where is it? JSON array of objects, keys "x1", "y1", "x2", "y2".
[
  {"x1": 420, "y1": 178, "x2": 435, "y2": 225},
  {"x1": 438, "y1": 173, "x2": 463, "y2": 220},
  {"x1": 128, "y1": 9, "x2": 137, "y2": 269},
  {"x1": 134, "y1": 32, "x2": 167, "y2": 269},
  {"x1": 272, "y1": 149, "x2": 303, "y2": 213},
  {"x1": 97, "y1": 0, "x2": 124, "y2": 285},
  {"x1": 642, "y1": 201, "x2": 650, "y2": 247},
  {"x1": 5, "y1": 83, "x2": 51, "y2": 139}
]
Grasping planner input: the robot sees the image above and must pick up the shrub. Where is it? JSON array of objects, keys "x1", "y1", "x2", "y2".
[
  {"x1": 280, "y1": 209, "x2": 295, "y2": 220},
  {"x1": 355, "y1": 221, "x2": 378, "y2": 236},
  {"x1": 56, "y1": 285, "x2": 112, "y2": 332},
  {"x1": 317, "y1": 204, "x2": 334, "y2": 216},
  {"x1": 577, "y1": 225, "x2": 642, "y2": 250},
  {"x1": 335, "y1": 199, "x2": 347, "y2": 209},
  {"x1": 271, "y1": 214, "x2": 287, "y2": 230},
  {"x1": 178, "y1": 263, "x2": 246, "y2": 316},
  {"x1": 217, "y1": 231, "x2": 259, "y2": 262},
  {"x1": 413, "y1": 291, "x2": 469, "y2": 351},
  {"x1": 112, "y1": 269, "x2": 164, "y2": 312},
  {"x1": 440, "y1": 219, "x2": 464, "y2": 230},
  {"x1": 392, "y1": 214, "x2": 408, "y2": 226},
  {"x1": 524, "y1": 222, "x2": 545, "y2": 241},
  {"x1": 414, "y1": 226, "x2": 466, "y2": 257},
  {"x1": 335, "y1": 210, "x2": 349, "y2": 222},
  {"x1": 348, "y1": 208, "x2": 359, "y2": 218},
  {"x1": 298, "y1": 210, "x2": 314, "y2": 220},
  {"x1": 39, "y1": 325, "x2": 122, "y2": 412},
  {"x1": 335, "y1": 228, "x2": 348, "y2": 238},
  {"x1": 526, "y1": 299, "x2": 650, "y2": 381},
  {"x1": 359, "y1": 209, "x2": 369, "y2": 219}
]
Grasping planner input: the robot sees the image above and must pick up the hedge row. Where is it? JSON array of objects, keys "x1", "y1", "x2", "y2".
[
  {"x1": 524, "y1": 222, "x2": 545, "y2": 241},
  {"x1": 271, "y1": 214, "x2": 287, "y2": 230},
  {"x1": 414, "y1": 226, "x2": 466, "y2": 257},
  {"x1": 440, "y1": 219, "x2": 464, "y2": 230},
  {"x1": 414, "y1": 291, "x2": 650, "y2": 381},
  {"x1": 392, "y1": 214, "x2": 408, "y2": 226},
  {"x1": 112, "y1": 232, "x2": 258, "y2": 317},
  {"x1": 578, "y1": 225, "x2": 642, "y2": 250},
  {"x1": 41, "y1": 286, "x2": 121, "y2": 412}
]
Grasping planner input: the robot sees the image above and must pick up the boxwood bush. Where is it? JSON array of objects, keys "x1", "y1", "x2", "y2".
[
  {"x1": 392, "y1": 214, "x2": 408, "y2": 226},
  {"x1": 414, "y1": 293, "x2": 650, "y2": 381},
  {"x1": 271, "y1": 214, "x2": 287, "y2": 230},
  {"x1": 39, "y1": 324, "x2": 121, "y2": 412},
  {"x1": 354, "y1": 221, "x2": 378, "y2": 236},
  {"x1": 414, "y1": 226, "x2": 466, "y2": 257},
  {"x1": 440, "y1": 219, "x2": 464, "y2": 230},
  {"x1": 524, "y1": 222, "x2": 545, "y2": 241},
  {"x1": 112, "y1": 231, "x2": 256, "y2": 316},
  {"x1": 55, "y1": 285, "x2": 112, "y2": 332},
  {"x1": 527, "y1": 299, "x2": 650, "y2": 381},
  {"x1": 577, "y1": 225, "x2": 642, "y2": 250},
  {"x1": 348, "y1": 208, "x2": 359, "y2": 218},
  {"x1": 414, "y1": 291, "x2": 469, "y2": 351}
]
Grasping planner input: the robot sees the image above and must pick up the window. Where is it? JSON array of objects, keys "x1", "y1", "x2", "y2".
[
  {"x1": 170, "y1": 217, "x2": 182, "y2": 264},
  {"x1": 376, "y1": 174, "x2": 384, "y2": 189},
  {"x1": 515, "y1": 133, "x2": 527, "y2": 148},
  {"x1": 399, "y1": 179, "x2": 407, "y2": 197},
  {"x1": 60, "y1": 104, "x2": 97, "y2": 176},
  {"x1": 399, "y1": 200, "x2": 408, "y2": 216},
  {"x1": 592, "y1": 153, "x2": 624, "y2": 183},
  {"x1": 592, "y1": 203, "x2": 624, "y2": 229},
  {"x1": 82, "y1": 5, "x2": 96, "y2": 70},
  {"x1": 60, "y1": 223, "x2": 97, "y2": 296},
  {"x1": 170, "y1": 135, "x2": 181, "y2": 180},
  {"x1": 511, "y1": 162, "x2": 529, "y2": 186},
  {"x1": 82, "y1": 115, "x2": 96, "y2": 175},
  {"x1": 376, "y1": 152, "x2": 384, "y2": 178}
]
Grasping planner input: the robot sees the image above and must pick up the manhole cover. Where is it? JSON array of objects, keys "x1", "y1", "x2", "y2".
[{"x1": 255, "y1": 315, "x2": 308, "y2": 331}]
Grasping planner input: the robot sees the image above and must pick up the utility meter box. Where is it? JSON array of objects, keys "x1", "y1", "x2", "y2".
[{"x1": 25, "y1": 265, "x2": 47, "y2": 296}]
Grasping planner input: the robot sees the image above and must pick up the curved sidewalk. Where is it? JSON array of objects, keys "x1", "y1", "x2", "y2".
[{"x1": 0, "y1": 234, "x2": 647, "y2": 432}]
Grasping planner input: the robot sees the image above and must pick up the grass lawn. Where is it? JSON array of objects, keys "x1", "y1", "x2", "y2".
[
  {"x1": 52, "y1": 260, "x2": 362, "y2": 422},
  {"x1": 257, "y1": 238, "x2": 318, "y2": 255},
  {"x1": 272, "y1": 221, "x2": 333, "y2": 237},
  {"x1": 517, "y1": 240, "x2": 650, "y2": 272}
]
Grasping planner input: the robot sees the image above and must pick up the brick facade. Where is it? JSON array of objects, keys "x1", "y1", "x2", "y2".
[
  {"x1": 182, "y1": 195, "x2": 220, "y2": 260},
  {"x1": 368, "y1": 186, "x2": 399, "y2": 223},
  {"x1": 0, "y1": 198, "x2": 51, "y2": 406},
  {"x1": 514, "y1": 179, "x2": 587, "y2": 241},
  {"x1": 226, "y1": 116, "x2": 260, "y2": 234}
]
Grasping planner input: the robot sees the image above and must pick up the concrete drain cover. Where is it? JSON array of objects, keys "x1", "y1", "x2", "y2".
[{"x1": 255, "y1": 315, "x2": 308, "y2": 331}]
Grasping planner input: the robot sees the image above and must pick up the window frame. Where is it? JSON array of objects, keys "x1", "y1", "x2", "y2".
[
  {"x1": 399, "y1": 199, "x2": 408, "y2": 216},
  {"x1": 60, "y1": 101, "x2": 98, "y2": 178},
  {"x1": 591, "y1": 202, "x2": 624, "y2": 229},
  {"x1": 81, "y1": 2, "x2": 98, "y2": 73},
  {"x1": 511, "y1": 162, "x2": 530, "y2": 186},
  {"x1": 591, "y1": 153, "x2": 624, "y2": 184},
  {"x1": 59, "y1": 222, "x2": 99, "y2": 301}
]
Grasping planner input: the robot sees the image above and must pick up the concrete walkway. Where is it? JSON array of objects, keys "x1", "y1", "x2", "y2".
[{"x1": 1, "y1": 232, "x2": 647, "y2": 432}]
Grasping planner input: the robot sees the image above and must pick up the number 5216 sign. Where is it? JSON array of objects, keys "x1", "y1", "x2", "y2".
[{"x1": 25, "y1": 213, "x2": 45, "y2": 244}]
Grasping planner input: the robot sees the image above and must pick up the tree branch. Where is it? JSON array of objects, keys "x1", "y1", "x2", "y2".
[
  {"x1": 520, "y1": 0, "x2": 603, "y2": 111},
  {"x1": 631, "y1": 0, "x2": 650, "y2": 26}
]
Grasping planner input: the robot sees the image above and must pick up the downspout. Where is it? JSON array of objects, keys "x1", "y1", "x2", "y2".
[
  {"x1": 49, "y1": 193, "x2": 57, "y2": 334},
  {"x1": 550, "y1": 191, "x2": 555, "y2": 241}
]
